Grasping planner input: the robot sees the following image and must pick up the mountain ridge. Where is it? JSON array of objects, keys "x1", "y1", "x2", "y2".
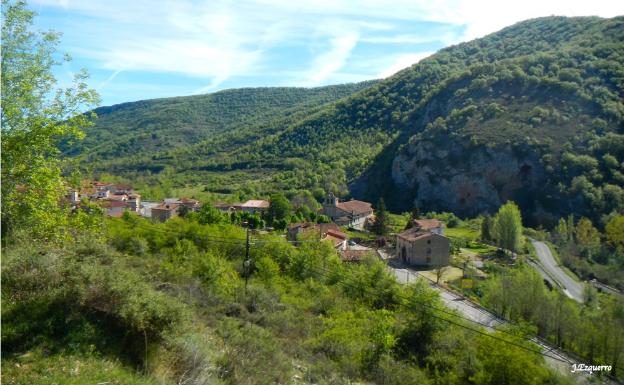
[{"x1": 73, "y1": 15, "x2": 624, "y2": 225}]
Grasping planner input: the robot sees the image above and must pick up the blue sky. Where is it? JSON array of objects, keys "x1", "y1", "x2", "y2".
[{"x1": 30, "y1": 0, "x2": 623, "y2": 106}]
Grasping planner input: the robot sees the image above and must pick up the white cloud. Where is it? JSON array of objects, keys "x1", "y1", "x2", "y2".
[
  {"x1": 32, "y1": 0, "x2": 624, "y2": 98},
  {"x1": 299, "y1": 29, "x2": 360, "y2": 86},
  {"x1": 377, "y1": 52, "x2": 434, "y2": 78}
]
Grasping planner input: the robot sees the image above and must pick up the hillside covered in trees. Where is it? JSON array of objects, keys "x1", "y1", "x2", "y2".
[
  {"x1": 3, "y1": 1, "x2": 624, "y2": 383},
  {"x1": 66, "y1": 82, "x2": 377, "y2": 170},
  {"x1": 76, "y1": 16, "x2": 624, "y2": 228}
]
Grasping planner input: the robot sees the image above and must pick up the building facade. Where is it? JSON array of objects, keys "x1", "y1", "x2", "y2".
[
  {"x1": 321, "y1": 193, "x2": 374, "y2": 230},
  {"x1": 396, "y1": 228, "x2": 450, "y2": 267},
  {"x1": 151, "y1": 203, "x2": 180, "y2": 222}
]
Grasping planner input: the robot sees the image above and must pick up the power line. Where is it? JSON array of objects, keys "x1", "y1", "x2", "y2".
[
  {"x1": 113, "y1": 218, "x2": 610, "y2": 370},
  {"x1": 118, "y1": 219, "x2": 570, "y2": 349},
  {"x1": 299, "y1": 263, "x2": 570, "y2": 363}
]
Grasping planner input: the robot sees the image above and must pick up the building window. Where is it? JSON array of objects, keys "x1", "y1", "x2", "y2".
[
  {"x1": 427, "y1": 239, "x2": 431, "y2": 244},
  {"x1": 426, "y1": 257, "x2": 431, "y2": 263},
  {"x1": 426, "y1": 248, "x2": 431, "y2": 254}
]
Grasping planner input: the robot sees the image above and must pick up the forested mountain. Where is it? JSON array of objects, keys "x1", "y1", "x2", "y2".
[
  {"x1": 4, "y1": 1, "x2": 624, "y2": 383},
  {"x1": 76, "y1": 16, "x2": 623, "y2": 226},
  {"x1": 67, "y1": 82, "x2": 378, "y2": 162}
]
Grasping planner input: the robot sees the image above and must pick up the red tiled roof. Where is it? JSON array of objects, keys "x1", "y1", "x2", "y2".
[
  {"x1": 289, "y1": 223, "x2": 346, "y2": 239},
  {"x1": 414, "y1": 219, "x2": 444, "y2": 230},
  {"x1": 336, "y1": 199, "x2": 373, "y2": 215},
  {"x1": 324, "y1": 233, "x2": 346, "y2": 248},
  {"x1": 325, "y1": 229, "x2": 347, "y2": 240}
]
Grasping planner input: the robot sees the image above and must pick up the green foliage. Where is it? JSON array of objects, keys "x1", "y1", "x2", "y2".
[
  {"x1": 194, "y1": 204, "x2": 226, "y2": 225},
  {"x1": 471, "y1": 331, "x2": 554, "y2": 385},
  {"x1": 372, "y1": 198, "x2": 389, "y2": 235},
  {"x1": 69, "y1": 16, "x2": 623, "y2": 225},
  {"x1": 493, "y1": 201, "x2": 524, "y2": 253},
  {"x1": 574, "y1": 217, "x2": 601, "y2": 257},
  {"x1": 606, "y1": 215, "x2": 624, "y2": 253},
  {"x1": 480, "y1": 264, "x2": 624, "y2": 377},
  {"x1": 1, "y1": 0, "x2": 99, "y2": 241},
  {"x1": 267, "y1": 193, "x2": 292, "y2": 225},
  {"x1": 550, "y1": 214, "x2": 624, "y2": 289},
  {"x1": 480, "y1": 215, "x2": 494, "y2": 242}
]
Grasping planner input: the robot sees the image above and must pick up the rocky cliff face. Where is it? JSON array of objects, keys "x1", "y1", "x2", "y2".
[{"x1": 391, "y1": 139, "x2": 549, "y2": 218}]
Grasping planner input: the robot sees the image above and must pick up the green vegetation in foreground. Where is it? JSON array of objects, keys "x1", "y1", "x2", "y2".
[
  {"x1": 446, "y1": 204, "x2": 624, "y2": 380},
  {"x1": 2, "y1": 351, "x2": 157, "y2": 385},
  {"x1": 1, "y1": 1, "x2": 623, "y2": 383},
  {"x1": 3, "y1": 216, "x2": 576, "y2": 385}
]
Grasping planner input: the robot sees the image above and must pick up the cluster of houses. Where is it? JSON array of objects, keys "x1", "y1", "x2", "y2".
[
  {"x1": 66, "y1": 181, "x2": 200, "y2": 222},
  {"x1": 70, "y1": 184, "x2": 450, "y2": 267},
  {"x1": 295, "y1": 193, "x2": 451, "y2": 267}
]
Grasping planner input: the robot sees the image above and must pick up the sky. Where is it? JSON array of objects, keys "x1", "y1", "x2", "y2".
[{"x1": 29, "y1": 0, "x2": 624, "y2": 106}]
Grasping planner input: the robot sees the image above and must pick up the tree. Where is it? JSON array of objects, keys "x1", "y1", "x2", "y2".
[
  {"x1": 1, "y1": 0, "x2": 99, "y2": 240},
  {"x1": 493, "y1": 201, "x2": 523, "y2": 253},
  {"x1": 480, "y1": 214, "x2": 494, "y2": 242},
  {"x1": 404, "y1": 206, "x2": 421, "y2": 230},
  {"x1": 605, "y1": 215, "x2": 624, "y2": 253},
  {"x1": 434, "y1": 264, "x2": 448, "y2": 284},
  {"x1": 553, "y1": 217, "x2": 569, "y2": 244},
  {"x1": 177, "y1": 204, "x2": 190, "y2": 218},
  {"x1": 372, "y1": 198, "x2": 389, "y2": 236},
  {"x1": 267, "y1": 193, "x2": 291, "y2": 225},
  {"x1": 575, "y1": 217, "x2": 600, "y2": 258}
]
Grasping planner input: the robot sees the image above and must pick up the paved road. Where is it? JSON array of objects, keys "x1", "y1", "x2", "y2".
[
  {"x1": 530, "y1": 239, "x2": 585, "y2": 303},
  {"x1": 384, "y1": 256, "x2": 602, "y2": 383}
]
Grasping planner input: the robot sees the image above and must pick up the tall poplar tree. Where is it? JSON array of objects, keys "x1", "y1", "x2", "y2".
[{"x1": 493, "y1": 201, "x2": 523, "y2": 253}]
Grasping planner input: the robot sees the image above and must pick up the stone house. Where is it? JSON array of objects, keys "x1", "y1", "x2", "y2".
[
  {"x1": 214, "y1": 199, "x2": 269, "y2": 214},
  {"x1": 98, "y1": 200, "x2": 129, "y2": 217},
  {"x1": 412, "y1": 218, "x2": 445, "y2": 235},
  {"x1": 151, "y1": 202, "x2": 180, "y2": 223},
  {"x1": 321, "y1": 193, "x2": 374, "y2": 230},
  {"x1": 396, "y1": 227, "x2": 450, "y2": 267},
  {"x1": 239, "y1": 200, "x2": 269, "y2": 214}
]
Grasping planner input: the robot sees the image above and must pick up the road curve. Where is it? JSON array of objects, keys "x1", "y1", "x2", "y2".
[
  {"x1": 385, "y1": 260, "x2": 593, "y2": 383},
  {"x1": 530, "y1": 239, "x2": 585, "y2": 303}
]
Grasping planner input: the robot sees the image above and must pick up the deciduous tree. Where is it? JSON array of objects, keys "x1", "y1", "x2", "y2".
[
  {"x1": 493, "y1": 201, "x2": 523, "y2": 253},
  {"x1": 1, "y1": 0, "x2": 99, "y2": 240}
]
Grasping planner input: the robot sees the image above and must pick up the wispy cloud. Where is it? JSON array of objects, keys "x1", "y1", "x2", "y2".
[
  {"x1": 298, "y1": 25, "x2": 360, "y2": 86},
  {"x1": 31, "y1": 0, "x2": 624, "y2": 105},
  {"x1": 377, "y1": 52, "x2": 434, "y2": 78}
]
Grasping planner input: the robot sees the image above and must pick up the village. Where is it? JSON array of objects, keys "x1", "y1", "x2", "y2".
[{"x1": 66, "y1": 181, "x2": 466, "y2": 277}]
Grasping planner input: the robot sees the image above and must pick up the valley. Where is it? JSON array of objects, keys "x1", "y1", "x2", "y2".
[{"x1": 3, "y1": 2, "x2": 624, "y2": 384}]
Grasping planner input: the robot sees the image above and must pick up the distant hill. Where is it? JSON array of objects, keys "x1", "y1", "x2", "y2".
[
  {"x1": 74, "y1": 16, "x2": 624, "y2": 225},
  {"x1": 67, "y1": 81, "x2": 378, "y2": 162}
]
